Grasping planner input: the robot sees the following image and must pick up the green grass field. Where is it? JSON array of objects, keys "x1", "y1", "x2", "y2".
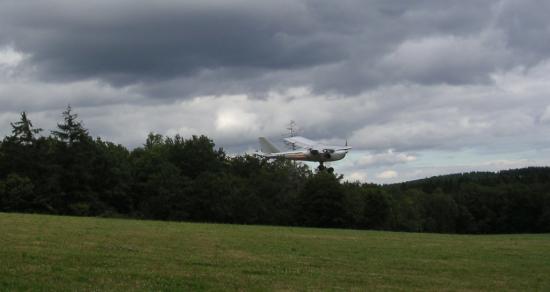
[{"x1": 1, "y1": 213, "x2": 549, "y2": 291}]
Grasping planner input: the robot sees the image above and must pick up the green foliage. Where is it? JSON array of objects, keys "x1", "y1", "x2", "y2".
[
  {"x1": 392, "y1": 190, "x2": 425, "y2": 232},
  {"x1": 165, "y1": 134, "x2": 225, "y2": 178},
  {"x1": 227, "y1": 156, "x2": 308, "y2": 225},
  {"x1": 298, "y1": 172, "x2": 346, "y2": 227},
  {"x1": 0, "y1": 174, "x2": 35, "y2": 211},
  {"x1": 361, "y1": 187, "x2": 393, "y2": 230},
  {"x1": 1, "y1": 107, "x2": 550, "y2": 234},
  {"x1": 421, "y1": 189, "x2": 458, "y2": 233}
]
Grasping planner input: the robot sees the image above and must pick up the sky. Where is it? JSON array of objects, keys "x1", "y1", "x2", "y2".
[{"x1": 1, "y1": 0, "x2": 550, "y2": 183}]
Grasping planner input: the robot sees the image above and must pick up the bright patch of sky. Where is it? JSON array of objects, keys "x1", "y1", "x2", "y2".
[{"x1": 0, "y1": 46, "x2": 24, "y2": 67}]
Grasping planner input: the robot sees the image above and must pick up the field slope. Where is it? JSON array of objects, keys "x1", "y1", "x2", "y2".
[{"x1": 0, "y1": 213, "x2": 549, "y2": 291}]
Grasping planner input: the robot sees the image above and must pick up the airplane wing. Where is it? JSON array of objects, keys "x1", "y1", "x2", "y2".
[
  {"x1": 283, "y1": 136, "x2": 318, "y2": 149},
  {"x1": 284, "y1": 136, "x2": 351, "y2": 151},
  {"x1": 322, "y1": 144, "x2": 352, "y2": 151}
]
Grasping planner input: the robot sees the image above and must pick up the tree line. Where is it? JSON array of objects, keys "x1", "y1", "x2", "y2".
[{"x1": 1, "y1": 107, "x2": 549, "y2": 233}]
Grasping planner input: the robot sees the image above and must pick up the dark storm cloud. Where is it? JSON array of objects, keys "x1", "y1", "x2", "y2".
[
  {"x1": 494, "y1": 0, "x2": 550, "y2": 62},
  {"x1": 0, "y1": 0, "x2": 346, "y2": 85},
  {"x1": 3, "y1": 0, "x2": 541, "y2": 96}
]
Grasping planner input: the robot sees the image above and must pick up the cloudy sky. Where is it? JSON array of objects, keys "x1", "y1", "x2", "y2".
[{"x1": 1, "y1": 0, "x2": 549, "y2": 183}]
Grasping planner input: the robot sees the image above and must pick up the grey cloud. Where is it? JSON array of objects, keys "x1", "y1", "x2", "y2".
[
  {"x1": 1, "y1": 0, "x2": 345, "y2": 86},
  {"x1": 494, "y1": 0, "x2": 550, "y2": 65},
  {"x1": 2, "y1": 59, "x2": 549, "y2": 153},
  {"x1": 541, "y1": 106, "x2": 550, "y2": 123},
  {"x1": 375, "y1": 32, "x2": 511, "y2": 85},
  {"x1": 0, "y1": 79, "x2": 145, "y2": 112},
  {"x1": 1, "y1": 0, "x2": 537, "y2": 96}
]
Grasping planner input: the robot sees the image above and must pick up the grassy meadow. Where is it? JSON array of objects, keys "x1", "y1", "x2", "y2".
[{"x1": 0, "y1": 212, "x2": 549, "y2": 291}]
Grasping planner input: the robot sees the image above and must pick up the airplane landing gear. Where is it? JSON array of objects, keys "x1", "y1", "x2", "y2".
[
  {"x1": 317, "y1": 162, "x2": 334, "y2": 173},
  {"x1": 317, "y1": 162, "x2": 326, "y2": 171}
]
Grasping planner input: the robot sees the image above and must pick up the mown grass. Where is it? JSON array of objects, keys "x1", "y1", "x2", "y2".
[{"x1": 0, "y1": 212, "x2": 549, "y2": 291}]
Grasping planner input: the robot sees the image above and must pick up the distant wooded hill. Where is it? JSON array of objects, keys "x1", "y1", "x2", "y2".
[{"x1": 1, "y1": 108, "x2": 549, "y2": 233}]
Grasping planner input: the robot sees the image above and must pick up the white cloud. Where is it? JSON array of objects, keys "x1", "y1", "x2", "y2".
[
  {"x1": 357, "y1": 149, "x2": 416, "y2": 167},
  {"x1": 347, "y1": 171, "x2": 369, "y2": 183},
  {"x1": 0, "y1": 46, "x2": 29, "y2": 79},
  {"x1": 348, "y1": 60, "x2": 550, "y2": 152},
  {"x1": 0, "y1": 46, "x2": 25, "y2": 67},
  {"x1": 215, "y1": 99, "x2": 259, "y2": 134},
  {"x1": 376, "y1": 170, "x2": 398, "y2": 179}
]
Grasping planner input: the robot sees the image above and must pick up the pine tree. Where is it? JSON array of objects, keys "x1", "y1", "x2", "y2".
[
  {"x1": 9, "y1": 112, "x2": 42, "y2": 145},
  {"x1": 51, "y1": 105, "x2": 90, "y2": 145}
]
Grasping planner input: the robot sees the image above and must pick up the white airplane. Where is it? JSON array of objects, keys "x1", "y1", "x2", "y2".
[{"x1": 256, "y1": 136, "x2": 351, "y2": 171}]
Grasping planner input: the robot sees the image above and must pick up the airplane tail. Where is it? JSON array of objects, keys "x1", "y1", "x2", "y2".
[{"x1": 258, "y1": 137, "x2": 280, "y2": 154}]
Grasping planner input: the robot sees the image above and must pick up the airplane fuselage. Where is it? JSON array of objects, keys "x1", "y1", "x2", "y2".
[{"x1": 265, "y1": 150, "x2": 348, "y2": 162}]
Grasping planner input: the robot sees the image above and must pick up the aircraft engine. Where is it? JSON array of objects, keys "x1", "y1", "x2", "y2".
[
  {"x1": 323, "y1": 149, "x2": 331, "y2": 159},
  {"x1": 310, "y1": 149, "x2": 320, "y2": 155}
]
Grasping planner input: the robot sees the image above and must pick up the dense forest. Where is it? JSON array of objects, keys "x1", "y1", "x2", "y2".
[{"x1": 1, "y1": 107, "x2": 549, "y2": 234}]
